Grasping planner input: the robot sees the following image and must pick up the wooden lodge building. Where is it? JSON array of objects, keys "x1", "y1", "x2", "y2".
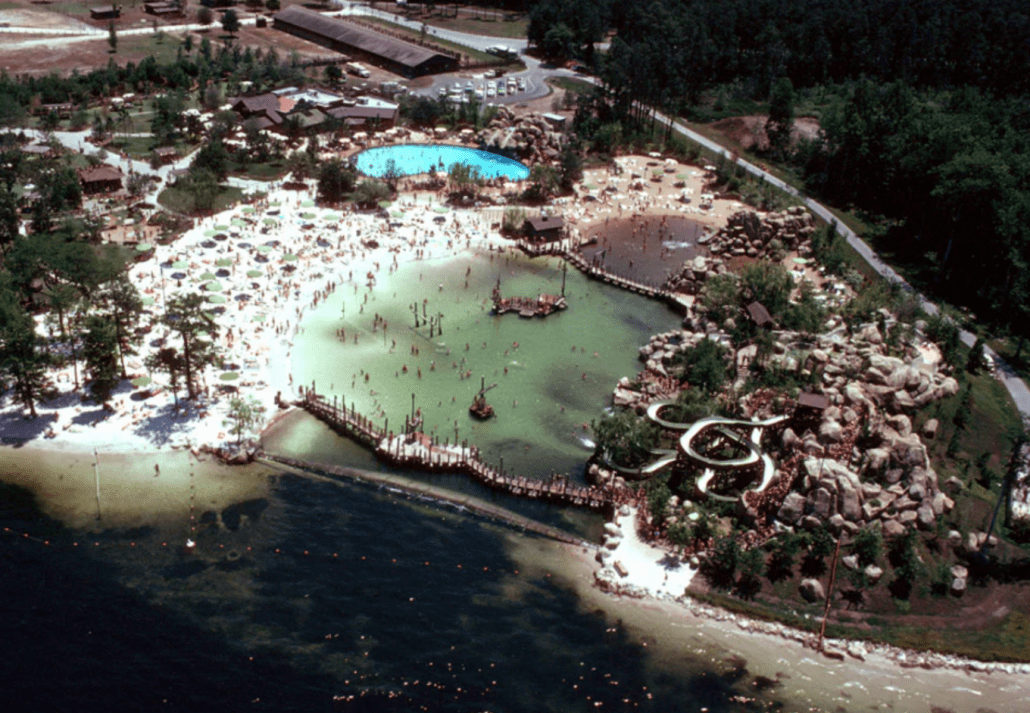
[
  {"x1": 89, "y1": 5, "x2": 120, "y2": 20},
  {"x1": 230, "y1": 87, "x2": 398, "y2": 134},
  {"x1": 143, "y1": 1, "x2": 182, "y2": 16},
  {"x1": 77, "y1": 164, "x2": 123, "y2": 194},
  {"x1": 523, "y1": 214, "x2": 565, "y2": 242},
  {"x1": 273, "y1": 6, "x2": 459, "y2": 78}
]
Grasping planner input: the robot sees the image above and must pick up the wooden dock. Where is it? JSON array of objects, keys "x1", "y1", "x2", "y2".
[
  {"x1": 293, "y1": 391, "x2": 618, "y2": 512},
  {"x1": 512, "y1": 240, "x2": 684, "y2": 309}
]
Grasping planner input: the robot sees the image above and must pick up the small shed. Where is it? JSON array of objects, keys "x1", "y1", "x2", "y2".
[
  {"x1": 793, "y1": 391, "x2": 830, "y2": 425},
  {"x1": 90, "y1": 6, "x2": 120, "y2": 20},
  {"x1": 152, "y1": 146, "x2": 178, "y2": 164},
  {"x1": 746, "y1": 301, "x2": 774, "y2": 328},
  {"x1": 541, "y1": 113, "x2": 567, "y2": 129},
  {"x1": 523, "y1": 214, "x2": 564, "y2": 242}
]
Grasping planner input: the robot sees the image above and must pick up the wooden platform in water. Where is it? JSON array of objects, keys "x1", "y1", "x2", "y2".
[
  {"x1": 492, "y1": 293, "x2": 567, "y2": 318},
  {"x1": 292, "y1": 391, "x2": 619, "y2": 512}
]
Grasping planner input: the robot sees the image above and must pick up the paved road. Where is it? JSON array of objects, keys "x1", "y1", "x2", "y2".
[{"x1": 650, "y1": 110, "x2": 1030, "y2": 420}]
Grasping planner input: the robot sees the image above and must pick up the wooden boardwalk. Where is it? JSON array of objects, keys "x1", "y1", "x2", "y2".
[
  {"x1": 512, "y1": 240, "x2": 685, "y2": 308},
  {"x1": 293, "y1": 391, "x2": 618, "y2": 512}
]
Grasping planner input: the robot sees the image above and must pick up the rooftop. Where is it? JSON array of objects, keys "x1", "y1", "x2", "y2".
[{"x1": 274, "y1": 6, "x2": 455, "y2": 69}]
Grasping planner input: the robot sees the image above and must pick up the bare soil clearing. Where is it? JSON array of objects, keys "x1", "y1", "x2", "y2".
[{"x1": 710, "y1": 115, "x2": 821, "y2": 152}]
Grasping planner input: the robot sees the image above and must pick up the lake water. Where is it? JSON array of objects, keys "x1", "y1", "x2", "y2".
[
  {"x1": 355, "y1": 144, "x2": 531, "y2": 180},
  {"x1": 286, "y1": 249, "x2": 682, "y2": 480}
]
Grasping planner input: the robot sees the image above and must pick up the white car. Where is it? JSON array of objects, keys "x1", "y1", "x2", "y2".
[
  {"x1": 487, "y1": 85, "x2": 496, "y2": 98},
  {"x1": 517, "y1": 78, "x2": 526, "y2": 90},
  {"x1": 475, "y1": 90, "x2": 485, "y2": 101}
]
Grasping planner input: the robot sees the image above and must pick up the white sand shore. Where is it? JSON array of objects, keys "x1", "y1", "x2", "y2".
[
  {"x1": 0, "y1": 184, "x2": 507, "y2": 455},
  {"x1": 0, "y1": 152, "x2": 733, "y2": 460},
  {"x1": 598, "y1": 505, "x2": 698, "y2": 597}
]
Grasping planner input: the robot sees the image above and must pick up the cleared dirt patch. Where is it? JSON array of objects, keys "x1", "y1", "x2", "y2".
[
  {"x1": 0, "y1": 7, "x2": 94, "y2": 30},
  {"x1": 709, "y1": 115, "x2": 821, "y2": 152}
]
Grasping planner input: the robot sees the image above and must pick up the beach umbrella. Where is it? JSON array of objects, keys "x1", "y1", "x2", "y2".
[
  {"x1": 171, "y1": 260, "x2": 188, "y2": 269},
  {"x1": 135, "y1": 243, "x2": 153, "y2": 252},
  {"x1": 252, "y1": 314, "x2": 266, "y2": 323},
  {"x1": 241, "y1": 207, "x2": 256, "y2": 214},
  {"x1": 301, "y1": 212, "x2": 317, "y2": 220},
  {"x1": 246, "y1": 269, "x2": 263, "y2": 278},
  {"x1": 216, "y1": 258, "x2": 233, "y2": 267},
  {"x1": 219, "y1": 372, "x2": 239, "y2": 381},
  {"x1": 323, "y1": 214, "x2": 340, "y2": 221},
  {"x1": 231, "y1": 219, "x2": 246, "y2": 227},
  {"x1": 256, "y1": 245, "x2": 272, "y2": 253},
  {"x1": 793, "y1": 257, "x2": 810, "y2": 265},
  {"x1": 131, "y1": 376, "x2": 152, "y2": 388},
  {"x1": 214, "y1": 224, "x2": 230, "y2": 231},
  {"x1": 204, "y1": 230, "x2": 218, "y2": 237},
  {"x1": 203, "y1": 281, "x2": 223, "y2": 292},
  {"x1": 207, "y1": 294, "x2": 227, "y2": 304},
  {"x1": 283, "y1": 254, "x2": 298, "y2": 262},
  {"x1": 262, "y1": 218, "x2": 278, "y2": 226},
  {"x1": 301, "y1": 200, "x2": 315, "y2": 208},
  {"x1": 200, "y1": 271, "x2": 217, "y2": 280},
  {"x1": 141, "y1": 296, "x2": 155, "y2": 306}
]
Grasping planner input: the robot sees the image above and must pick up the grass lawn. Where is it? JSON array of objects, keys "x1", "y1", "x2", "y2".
[
  {"x1": 915, "y1": 365, "x2": 1022, "y2": 486},
  {"x1": 49, "y1": 2, "x2": 90, "y2": 14},
  {"x1": 228, "y1": 160, "x2": 289, "y2": 181},
  {"x1": 113, "y1": 33, "x2": 188, "y2": 67},
  {"x1": 158, "y1": 184, "x2": 245, "y2": 215},
  {"x1": 547, "y1": 77, "x2": 593, "y2": 96},
  {"x1": 415, "y1": 10, "x2": 528, "y2": 39},
  {"x1": 113, "y1": 135, "x2": 197, "y2": 160}
]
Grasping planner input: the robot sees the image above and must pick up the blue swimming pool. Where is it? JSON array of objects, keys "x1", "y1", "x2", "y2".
[{"x1": 354, "y1": 144, "x2": 530, "y2": 181}]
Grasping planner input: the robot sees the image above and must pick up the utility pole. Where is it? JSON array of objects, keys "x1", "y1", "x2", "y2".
[
  {"x1": 93, "y1": 446, "x2": 102, "y2": 521},
  {"x1": 817, "y1": 535, "x2": 843, "y2": 652}
]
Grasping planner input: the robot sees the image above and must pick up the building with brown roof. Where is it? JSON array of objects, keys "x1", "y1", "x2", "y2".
[
  {"x1": 143, "y1": 2, "x2": 181, "y2": 15},
  {"x1": 231, "y1": 88, "x2": 398, "y2": 134},
  {"x1": 273, "y1": 6, "x2": 459, "y2": 78},
  {"x1": 78, "y1": 164, "x2": 123, "y2": 194},
  {"x1": 523, "y1": 215, "x2": 564, "y2": 241},
  {"x1": 90, "y1": 6, "x2": 120, "y2": 20},
  {"x1": 152, "y1": 146, "x2": 178, "y2": 164}
]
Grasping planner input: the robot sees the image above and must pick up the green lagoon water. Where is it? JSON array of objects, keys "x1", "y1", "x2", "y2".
[{"x1": 289, "y1": 249, "x2": 682, "y2": 480}]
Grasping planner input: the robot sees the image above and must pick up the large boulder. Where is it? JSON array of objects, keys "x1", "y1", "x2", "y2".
[
  {"x1": 806, "y1": 487, "x2": 835, "y2": 520},
  {"x1": 916, "y1": 504, "x2": 936, "y2": 529},
  {"x1": 777, "y1": 492, "x2": 806, "y2": 525},
  {"x1": 840, "y1": 485, "x2": 862, "y2": 522},
  {"x1": 819, "y1": 419, "x2": 844, "y2": 444},
  {"x1": 883, "y1": 519, "x2": 906, "y2": 537},
  {"x1": 799, "y1": 578, "x2": 826, "y2": 603}
]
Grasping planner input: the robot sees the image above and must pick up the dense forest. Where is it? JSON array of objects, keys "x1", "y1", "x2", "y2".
[{"x1": 528, "y1": 0, "x2": 1030, "y2": 338}]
